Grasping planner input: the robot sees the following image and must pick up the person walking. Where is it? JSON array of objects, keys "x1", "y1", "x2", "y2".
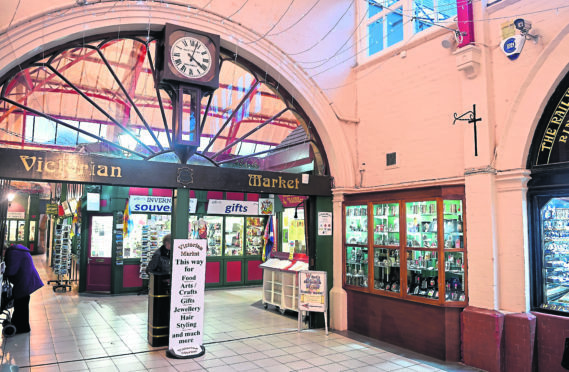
[
  {"x1": 146, "y1": 234, "x2": 171, "y2": 275},
  {"x1": 4, "y1": 244, "x2": 44, "y2": 334}
]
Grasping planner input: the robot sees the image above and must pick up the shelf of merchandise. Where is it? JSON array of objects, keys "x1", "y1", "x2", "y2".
[{"x1": 343, "y1": 193, "x2": 468, "y2": 307}]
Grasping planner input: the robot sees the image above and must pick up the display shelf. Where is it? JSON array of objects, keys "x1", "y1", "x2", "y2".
[
  {"x1": 344, "y1": 194, "x2": 467, "y2": 306},
  {"x1": 260, "y1": 253, "x2": 307, "y2": 314},
  {"x1": 48, "y1": 223, "x2": 72, "y2": 292}
]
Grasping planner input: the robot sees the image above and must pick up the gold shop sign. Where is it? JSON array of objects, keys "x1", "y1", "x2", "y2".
[{"x1": 248, "y1": 173, "x2": 300, "y2": 190}]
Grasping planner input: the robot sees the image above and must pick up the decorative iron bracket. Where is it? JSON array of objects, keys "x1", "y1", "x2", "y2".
[{"x1": 453, "y1": 104, "x2": 483, "y2": 156}]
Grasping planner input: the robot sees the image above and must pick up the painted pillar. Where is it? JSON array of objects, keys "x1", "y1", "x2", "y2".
[
  {"x1": 330, "y1": 190, "x2": 347, "y2": 330},
  {"x1": 172, "y1": 188, "x2": 190, "y2": 243},
  {"x1": 309, "y1": 195, "x2": 333, "y2": 328},
  {"x1": 465, "y1": 171, "x2": 499, "y2": 310},
  {"x1": 495, "y1": 169, "x2": 531, "y2": 313}
]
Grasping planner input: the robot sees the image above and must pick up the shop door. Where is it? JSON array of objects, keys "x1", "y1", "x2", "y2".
[
  {"x1": 5, "y1": 219, "x2": 26, "y2": 246},
  {"x1": 86, "y1": 215, "x2": 113, "y2": 292}
]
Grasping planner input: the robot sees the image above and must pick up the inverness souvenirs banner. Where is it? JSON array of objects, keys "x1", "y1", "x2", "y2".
[
  {"x1": 129, "y1": 195, "x2": 197, "y2": 214},
  {"x1": 168, "y1": 239, "x2": 207, "y2": 358}
]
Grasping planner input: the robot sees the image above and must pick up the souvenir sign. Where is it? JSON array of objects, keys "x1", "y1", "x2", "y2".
[
  {"x1": 298, "y1": 270, "x2": 328, "y2": 334},
  {"x1": 129, "y1": 195, "x2": 197, "y2": 214},
  {"x1": 168, "y1": 239, "x2": 207, "y2": 358},
  {"x1": 207, "y1": 199, "x2": 259, "y2": 215}
]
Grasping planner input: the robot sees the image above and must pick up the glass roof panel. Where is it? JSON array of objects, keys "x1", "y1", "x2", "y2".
[{"x1": 0, "y1": 34, "x2": 326, "y2": 174}]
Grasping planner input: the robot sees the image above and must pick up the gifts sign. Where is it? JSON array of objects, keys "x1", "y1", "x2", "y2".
[{"x1": 167, "y1": 239, "x2": 207, "y2": 358}]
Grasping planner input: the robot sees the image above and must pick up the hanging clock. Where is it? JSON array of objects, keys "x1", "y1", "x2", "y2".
[{"x1": 155, "y1": 23, "x2": 220, "y2": 91}]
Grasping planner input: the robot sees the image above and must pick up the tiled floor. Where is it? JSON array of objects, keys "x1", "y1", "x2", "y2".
[{"x1": 0, "y1": 256, "x2": 483, "y2": 371}]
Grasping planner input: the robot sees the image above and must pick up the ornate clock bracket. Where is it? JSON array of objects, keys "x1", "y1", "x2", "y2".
[{"x1": 161, "y1": 82, "x2": 202, "y2": 164}]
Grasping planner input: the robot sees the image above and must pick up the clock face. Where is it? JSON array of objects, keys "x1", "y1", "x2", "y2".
[{"x1": 170, "y1": 36, "x2": 212, "y2": 79}]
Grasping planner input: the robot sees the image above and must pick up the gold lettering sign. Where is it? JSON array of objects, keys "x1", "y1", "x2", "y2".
[
  {"x1": 539, "y1": 89, "x2": 569, "y2": 163},
  {"x1": 248, "y1": 174, "x2": 300, "y2": 190},
  {"x1": 20, "y1": 156, "x2": 122, "y2": 178}
]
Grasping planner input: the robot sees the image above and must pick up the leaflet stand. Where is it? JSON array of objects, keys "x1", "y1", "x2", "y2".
[{"x1": 47, "y1": 223, "x2": 72, "y2": 292}]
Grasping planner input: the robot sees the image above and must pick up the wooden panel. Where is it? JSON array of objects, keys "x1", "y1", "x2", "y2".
[
  {"x1": 247, "y1": 260, "x2": 263, "y2": 281},
  {"x1": 347, "y1": 289, "x2": 461, "y2": 361},
  {"x1": 205, "y1": 261, "x2": 221, "y2": 284},
  {"x1": 123, "y1": 264, "x2": 143, "y2": 288},
  {"x1": 226, "y1": 261, "x2": 243, "y2": 282}
]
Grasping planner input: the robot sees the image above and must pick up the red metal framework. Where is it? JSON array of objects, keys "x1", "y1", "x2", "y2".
[{"x1": 0, "y1": 32, "x2": 328, "y2": 175}]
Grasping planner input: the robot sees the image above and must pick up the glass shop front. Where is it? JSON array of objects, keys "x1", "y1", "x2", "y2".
[{"x1": 79, "y1": 186, "x2": 309, "y2": 293}]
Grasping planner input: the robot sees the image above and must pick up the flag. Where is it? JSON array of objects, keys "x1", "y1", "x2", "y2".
[
  {"x1": 262, "y1": 216, "x2": 274, "y2": 262},
  {"x1": 123, "y1": 199, "x2": 130, "y2": 237}
]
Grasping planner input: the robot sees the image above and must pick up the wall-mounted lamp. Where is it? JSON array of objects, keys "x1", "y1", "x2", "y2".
[
  {"x1": 294, "y1": 200, "x2": 305, "y2": 219},
  {"x1": 7, "y1": 192, "x2": 15, "y2": 203}
]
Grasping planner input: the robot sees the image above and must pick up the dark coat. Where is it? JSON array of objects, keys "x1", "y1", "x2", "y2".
[
  {"x1": 4, "y1": 244, "x2": 44, "y2": 299},
  {"x1": 146, "y1": 245, "x2": 171, "y2": 275}
]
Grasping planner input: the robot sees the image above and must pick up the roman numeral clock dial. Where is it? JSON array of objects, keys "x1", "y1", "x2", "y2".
[{"x1": 170, "y1": 37, "x2": 212, "y2": 78}]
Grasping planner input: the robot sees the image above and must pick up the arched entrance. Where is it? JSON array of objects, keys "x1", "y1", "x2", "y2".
[{"x1": 0, "y1": 26, "x2": 334, "y2": 340}]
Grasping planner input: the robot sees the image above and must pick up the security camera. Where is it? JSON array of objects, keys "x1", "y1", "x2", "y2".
[{"x1": 514, "y1": 18, "x2": 532, "y2": 33}]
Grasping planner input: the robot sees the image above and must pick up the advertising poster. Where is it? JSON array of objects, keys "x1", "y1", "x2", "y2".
[
  {"x1": 289, "y1": 220, "x2": 305, "y2": 241},
  {"x1": 318, "y1": 212, "x2": 332, "y2": 236},
  {"x1": 298, "y1": 270, "x2": 328, "y2": 334},
  {"x1": 168, "y1": 239, "x2": 207, "y2": 358}
]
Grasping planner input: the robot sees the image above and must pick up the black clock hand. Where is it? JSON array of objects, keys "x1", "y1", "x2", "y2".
[{"x1": 187, "y1": 53, "x2": 207, "y2": 71}]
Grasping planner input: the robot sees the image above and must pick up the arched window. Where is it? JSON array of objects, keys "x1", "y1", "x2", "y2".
[{"x1": 0, "y1": 32, "x2": 328, "y2": 175}]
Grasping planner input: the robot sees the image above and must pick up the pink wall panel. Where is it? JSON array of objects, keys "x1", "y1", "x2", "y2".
[
  {"x1": 226, "y1": 192, "x2": 244, "y2": 201},
  {"x1": 129, "y1": 187, "x2": 150, "y2": 196},
  {"x1": 247, "y1": 193, "x2": 259, "y2": 201},
  {"x1": 123, "y1": 264, "x2": 143, "y2": 287},
  {"x1": 152, "y1": 188, "x2": 172, "y2": 197},
  {"x1": 226, "y1": 261, "x2": 242, "y2": 282},
  {"x1": 207, "y1": 191, "x2": 224, "y2": 200},
  {"x1": 247, "y1": 260, "x2": 263, "y2": 281},
  {"x1": 206, "y1": 261, "x2": 221, "y2": 284}
]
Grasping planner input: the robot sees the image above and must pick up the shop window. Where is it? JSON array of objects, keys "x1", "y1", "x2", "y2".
[
  {"x1": 538, "y1": 198, "x2": 569, "y2": 313},
  {"x1": 362, "y1": 0, "x2": 458, "y2": 58},
  {"x1": 343, "y1": 189, "x2": 467, "y2": 306}
]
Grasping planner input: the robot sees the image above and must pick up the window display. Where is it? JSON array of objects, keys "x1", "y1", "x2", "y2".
[
  {"x1": 225, "y1": 216, "x2": 244, "y2": 256},
  {"x1": 123, "y1": 214, "x2": 171, "y2": 259},
  {"x1": 443, "y1": 200, "x2": 463, "y2": 249},
  {"x1": 345, "y1": 205, "x2": 368, "y2": 288},
  {"x1": 343, "y1": 193, "x2": 467, "y2": 305},
  {"x1": 281, "y1": 208, "x2": 306, "y2": 253},
  {"x1": 124, "y1": 214, "x2": 147, "y2": 258},
  {"x1": 246, "y1": 217, "x2": 264, "y2": 255},
  {"x1": 374, "y1": 248, "x2": 400, "y2": 292},
  {"x1": 540, "y1": 198, "x2": 569, "y2": 313},
  {"x1": 346, "y1": 245, "x2": 368, "y2": 288},
  {"x1": 204, "y1": 216, "x2": 222, "y2": 256},
  {"x1": 346, "y1": 205, "x2": 368, "y2": 244},
  {"x1": 373, "y1": 203, "x2": 399, "y2": 246},
  {"x1": 445, "y1": 252, "x2": 466, "y2": 302},
  {"x1": 406, "y1": 201, "x2": 437, "y2": 248},
  {"x1": 407, "y1": 250, "x2": 438, "y2": 299}
]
